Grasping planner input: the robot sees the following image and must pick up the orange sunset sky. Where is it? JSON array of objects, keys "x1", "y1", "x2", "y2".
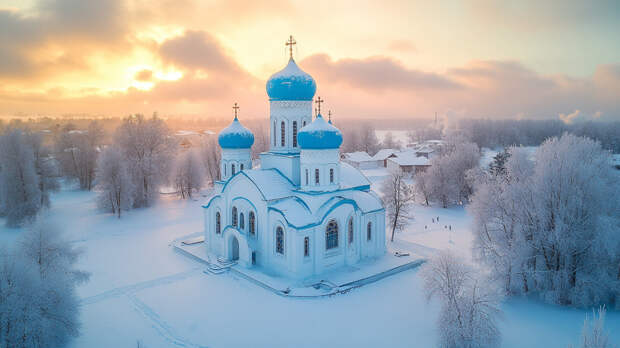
[{"x1": 0, "y1": 0, "x2": 619, "y2": 122}]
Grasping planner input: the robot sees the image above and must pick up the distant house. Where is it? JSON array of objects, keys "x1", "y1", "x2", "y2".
[
  {"x1": 386, "y1": 151, "x2": 430, "y2": 175},
  {"x1": 414, "y1": 145, "x2": 435, "y2": 159},
  {"x1": 372, "y1": 149, "x2": 399, "y2": 167},
  {"x1": 342, "y1": 151, "x2": 378, "y2": 169}
]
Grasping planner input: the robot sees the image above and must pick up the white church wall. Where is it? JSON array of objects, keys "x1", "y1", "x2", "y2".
[
  {"x1": 221, "y1": 148, "x2": 252, "y2": 181},
  {"x1": 300, "y1": 149, "x2": 340, "y2": 191},
  {"x1": 269, "y1": 100, "x2": 312, "y2": 153},
  {"x1": 259, "y1": 152, "x2": 300, "y2": 185}
]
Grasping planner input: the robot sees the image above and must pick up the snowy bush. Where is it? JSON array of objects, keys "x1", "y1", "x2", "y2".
[
  {"x1": 95, "y1": 146, "x2": 135, "y2": 218},
  {"x1": 469, "y1": 133, "x2": 620, "y2": 307},
  {"x1": 172, "y1": 149, "x2": 205, "y2": 199},
  {"x1": 421, "y1": 251, "x2": 504, "y2": 348},
  {"x1": 114, "y1": 114, "x2": 174, "y2": 208},
  {"x1": 0, "y1": 218, "x2": 89, "y2": 347},
  {"x1": 569, "y1": 306, "x2": 616, "y2": 348}
]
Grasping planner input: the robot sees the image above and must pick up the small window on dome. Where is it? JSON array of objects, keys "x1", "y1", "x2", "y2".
[
  {"x1": 273, "y1": 121, "x2": 276, "y2": 147},
  {"x1": 232, "y1": 164, "x2": 235, "y2": 176},
  {"x1": 330, "y1": 168, "x2": 334, "y2": 183},
  {"x1": 315, "y1": 169, "x2": 320, "y2": 185},
  {"x1": 293, "y1": 121, "x2": 298, "y2": 147},
  {"x1": 240, "y1": 163, "x2": 244, "y2": 171}
]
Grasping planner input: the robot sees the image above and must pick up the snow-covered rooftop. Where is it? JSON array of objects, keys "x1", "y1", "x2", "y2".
[
  {"x1": 372, "y1": 149, "x2": 399, "y2": 161},
  {"x1": 388, "y1": 153, "x2": 430, "y2": 166},
  {"x1": 344, "y1": 151, "x2": 374, "y2": 162}
]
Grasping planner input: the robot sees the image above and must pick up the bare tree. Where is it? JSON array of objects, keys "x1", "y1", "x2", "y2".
[
  {"x1": 382, "y1": 131, "x2": 401, "y2": 149},
  {"x1": 381, "y1": 171, "x2": 415, "y2": 242},
  {"x1": 421, "y1": 251, "x2": 504, "y2": 348}
]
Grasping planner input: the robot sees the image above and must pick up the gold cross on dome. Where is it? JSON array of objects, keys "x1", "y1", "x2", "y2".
[
  {"x1": 286, "y1": 35, "x2": 296, "y2": 59},
  {"x1": 315, "y1": 96, "x2": 324, "y2": 114},
  {"x1": 232, "y1": 102, "x2": 240, "y2": 119}
]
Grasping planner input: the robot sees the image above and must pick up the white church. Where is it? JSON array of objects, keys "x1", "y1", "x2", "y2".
[{"x1": 203, "y1": 37, "x2": 386, "y2": 279}]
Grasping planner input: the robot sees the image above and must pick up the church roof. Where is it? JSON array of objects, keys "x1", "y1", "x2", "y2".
[
  {"x1": 218, "y1": 117, "x2": 254, "y2": 149},
  {"x1": 266, "y1": 58, "x2": 316, "y2": 101},
  {"x1": 298, "y1": 113, "x2": 343, "y2": 149}
]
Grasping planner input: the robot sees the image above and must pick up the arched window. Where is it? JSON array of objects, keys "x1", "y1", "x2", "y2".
[
  {"x1": 315, "y1": 168, "x2": 320, "y2": 185},
  {"x1": 292, "y1": 121, "x2": 298, "y2": 147},
  {"x1": 330, "y1": 168, "x2": 334, "y2": 183},
  {"x1": 224, "y1": 165, "x2": 226, "y2": 176},
  {"x1": 367, "y1": 222, "x2": 372, "y2": 241},
  {"x1": 326, "y1": 220, "x2": 339, "y2": 250},
  {"x1": 276, "y1": 227, "x2": 284, "y2": 254},
  {"x1": 240, "y1": 163, "x2": 244, "y2": 171},
  {"x1": 305, "y1": 169, "x2": 309, "y2": 185},
  {"x1": 273, "y1": 121, "x2": 276, "y2": 146},
  {"x1": 348, "y1": 218, "x2": 354, "y2": 244},
  {"x1": 249, "y1": 212, "x2": 256, "y2": 236},
  {"x1": 280, "y1": 121, "x2": 286, "y2": 147},
  {"x1": 232, "y1": 206, "x2": 238, "y2": 227},
  {"x1": 216, "y1": 212, "x2": 221, "y2": 234},
  {"x1": 304, "y1": 237, "x2": 310, "y2": 257},
  {"x1": 239, "y1": 213, "x2": 245, "y2": 230},
  {"x1": 232, "y1": 164, "x2": 236, "y2": 176},
  {"x1": 303, "y1": 120, "x2": 307, "y2": 127}
]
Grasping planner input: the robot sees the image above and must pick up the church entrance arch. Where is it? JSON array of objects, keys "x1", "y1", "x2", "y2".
[
  {"x1": 223, "y1": 227, "x2": 250, "y2": 266},
  {"x1": 231, "y1": 236, "x2": 239, "y2": 261}
]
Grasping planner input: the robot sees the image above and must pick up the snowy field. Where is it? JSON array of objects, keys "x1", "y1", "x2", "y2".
[{"x1": 1, "y1": 173, "x2": 619, "y2": 347}]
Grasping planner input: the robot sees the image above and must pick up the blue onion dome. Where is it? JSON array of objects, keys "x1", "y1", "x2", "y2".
[
  {"x1": 266, "y1": 58, "x2": 317, "y2": 101},
  {"x1": 218, "y1": 116, "x2": 254, "y2": 149},
  {"x1": 298, "y1": 113, "x2": 343, "y2": 149}
]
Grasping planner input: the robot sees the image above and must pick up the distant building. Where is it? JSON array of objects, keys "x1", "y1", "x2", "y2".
[
  {"x1": 386, "y1": 151, "x2": 430, "y2": 175},
  {"x1": 372, "y1": 149, "x2": 399, "y2": 167},
  {"x1": 342, "y1": 151, "x2": 379, "y2": 169}
]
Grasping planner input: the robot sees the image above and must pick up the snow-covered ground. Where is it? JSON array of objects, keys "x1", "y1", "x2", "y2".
[{"x1": 1, "y1": 173, "x2": 619, "y2": 347}]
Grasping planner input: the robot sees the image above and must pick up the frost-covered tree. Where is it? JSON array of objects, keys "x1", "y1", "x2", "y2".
[
  {"x1": 470, "y1": 133, "x2": 620, "y2": 307},
  {"x1": 96, "y1": 146, "x2": 135, "y2": 218},
  {"x1": 382, "y1": 171, "x2": 414, "y2": 242},
  {"x1": 54, "y1": 121, "x2": 104, "y2": 190},
  {"x1": 421, "y1": 251, "x2": 504, "y2": 348},
  {"x1": 172, "y1": 149, "x2": 205, "y2": 199},
  {"x1": 26, "y1": 130, "x2": 60, "y2": 207},
  {"x1": 114, "y1": 114, "x2": 173, "y2": 207},
  {"x1": 0, "y1": 218, "x2": 89, "y2": 347},
  {"x1": 200, "y1": 136, "x2": 221, "y2": 184},
  {"x1": 382, "y1": 131, "x2": 402, "y2": 149},
  {"x1": 414, "y1": 170, "x2": 432, "y2": 206},
  {"x1": 359, "y1": 123, "x2": 380, "y2": 155},
  {"x1": 0, "y1": 129, "x2": 41, "y2": 226},
  {"x1": 424, "y1": 138, "x2": 480, "y2": 207}
]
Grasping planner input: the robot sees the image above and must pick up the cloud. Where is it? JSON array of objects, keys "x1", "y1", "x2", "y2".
[
  {"x1": 559, "y1": 109, "x2": 580, "y2": 124},
  {"x1": 159, "y1": 30, "x2": 243, "y2": 77},
  {"x1": 301, "y1": 54, "x2": 461, "y2": 91},
  {"x1": 134, "y1": 69, "x2": 153, "y2": 82},
  {"x1": 387, "y1": 40, "x2": 417, "y2": 53},
  {"x1": 0, "y1": 0, "x2": 128, "y2": 79}
]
